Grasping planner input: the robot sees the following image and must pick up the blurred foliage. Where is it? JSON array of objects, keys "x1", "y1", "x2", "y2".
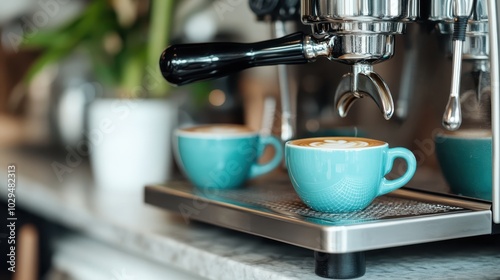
[{"x1": 22, "y1": 0, "x2": 176, "y2": 98}]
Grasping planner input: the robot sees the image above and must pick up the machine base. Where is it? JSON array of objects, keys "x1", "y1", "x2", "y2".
[{"x1": 145, "y1": 180, "x2": 492, "y2": 278}]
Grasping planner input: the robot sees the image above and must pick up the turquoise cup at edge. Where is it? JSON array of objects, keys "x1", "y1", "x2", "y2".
[
  {"x1": 285, "y1": 137, "x2": 417, "y2": 213},
  {"x1": 435, "y1": 132, "x2": 492, "y2": 200}
]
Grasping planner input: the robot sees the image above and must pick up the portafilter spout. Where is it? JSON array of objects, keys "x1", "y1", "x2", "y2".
[{"x1": 335, "y1": 64, "x2": 394, "y2": 120}]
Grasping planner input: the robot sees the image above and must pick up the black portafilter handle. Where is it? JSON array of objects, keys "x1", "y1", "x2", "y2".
[{"x1": 159, "y1": 32, "x2": 308, "y2": 86}]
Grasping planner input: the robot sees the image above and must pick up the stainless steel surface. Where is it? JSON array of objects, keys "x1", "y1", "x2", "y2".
[
  {"x1": 462, "y1": 34, "x2": 489, "y2": 60},
  {"x1": 439, "y1": 29, "x2": 490, "y2": 60},
  {"x1": 454, "y1": 0, "x2": 476, "y2": 17},
  {"x1": 436, "y1": 22, "x2": 489, "y2": 60},
  {"x1": 301, "y1": 0, "x2": 418, "y2": 25},
  {"x1": 145, "y1": 181, "x2": 492, "y2": 253},
  {"x1": 443, "y1": 40, "x2": 464, "y2": 130},
  {"x1": 273, "y1": 21, "x2": 296, "y2": 143},
  {"x1": 472, "y1": 60, "x2": 491, "y2": 101},
  {"x1": 488, "y1": 0, "x2": 500, "y2": 223},
  {"x1": 303, "y1": 35, "x2": 331, "y2": 59},
  {"x1": 433, "y1": 0, "x2": 489, "y2": 60},
  {"x1": 395, "y1": 25, "x2": 418, "y2": 121},
  {"x1": 303, "y1": 34, "x2": 395, "y2": 64},
  {"x1": 430, "y1": 0, "x2": 454, "y2": 20},
  {"x1": 330, "y1": 34, "x2": 395, "y2": 64},
  {"x1": 299, "y1": 0, "x2": 419, "y2": 120},
  {"x1": 431, "y1": 0, "x2": 487, "y2": 21},
  {"x1": 431, "y1": 0, "x2": 487, "y2": 131},
  {"x1": 438, "y1": 0, "x2": 475, "y2": 131},
  {"x1": 260, "y1": 96, "x2": 276, "y2": 137}
]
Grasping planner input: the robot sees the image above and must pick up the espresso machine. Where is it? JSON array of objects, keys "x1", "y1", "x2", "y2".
[{"x1": 145, "y1": 0, "x2": 500, "y2": 278}]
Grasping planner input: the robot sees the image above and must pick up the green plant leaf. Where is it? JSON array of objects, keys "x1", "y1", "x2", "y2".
[
  {"x1": 147, "y1": 0, "x2": 176, "y2": 97},
  {"x1": 22, "y1": 48, "x2": 65, "y2": 83},
  {"x1": 21, "y1": 0, "x2": 178, "y2": 98}
]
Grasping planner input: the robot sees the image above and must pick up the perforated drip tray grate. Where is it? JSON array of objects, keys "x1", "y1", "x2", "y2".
[
  {"x1": 145, "y1": 180, "x2": 492, "y2": 253},
  {"x1": 191, "y1": 182, "x2": 464, "y2": 225}
]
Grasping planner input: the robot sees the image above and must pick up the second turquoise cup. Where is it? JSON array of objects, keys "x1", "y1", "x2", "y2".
[
  {"x1": 175, "y1": 124, "x2": 283, "y2": 189},
  {"x1": 435, "y1": 130, "x2": 492, "y2": 200}
]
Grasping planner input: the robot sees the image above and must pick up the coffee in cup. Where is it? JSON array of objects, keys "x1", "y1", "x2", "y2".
[
  {"x1": 285, "y1": 137, "x2": 417, "y2": 213},
  {"x1": 175, "y1": 124, "x2": 283, "y2": 189}
]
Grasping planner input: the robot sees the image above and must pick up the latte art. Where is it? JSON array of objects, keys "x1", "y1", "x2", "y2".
[
  {"x1": 289, "y1": 137, "x2": 385, "y2": 149},
  {"x1": 308, "y1": 139, "x2": 369, "y2": 149}
]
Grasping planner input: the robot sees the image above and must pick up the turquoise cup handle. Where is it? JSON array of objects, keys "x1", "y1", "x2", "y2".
[
  {"x1": 249, "y1": 136, "x2": 283, "y2": 179},
  {"x1": 378, "y1": 147, "x2": 417, "y2": 196}
]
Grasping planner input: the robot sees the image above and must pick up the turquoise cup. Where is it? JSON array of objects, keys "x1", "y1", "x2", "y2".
[
  {"x1": 435, "y1": 130, "x2": 492, "y2": 200},
  {"x1": 285, "y1": 137, "x2": 417, "y2": 213},
  {"x1": 175, "y1": 124, "x2": 283, "y2": 189}
]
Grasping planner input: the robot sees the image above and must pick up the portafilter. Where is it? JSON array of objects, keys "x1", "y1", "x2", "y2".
[{"x1": 160, "y1": 0, "x2": 418, "y2": 120}]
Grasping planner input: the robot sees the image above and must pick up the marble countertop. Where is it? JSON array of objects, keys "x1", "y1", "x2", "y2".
[{"x1": 1, "y1": 146, "x2": 500, "y2": 280}]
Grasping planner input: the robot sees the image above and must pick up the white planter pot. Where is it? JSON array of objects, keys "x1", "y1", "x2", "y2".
[{"x1": 88, "y1": 98, "x2": 177, "y2": 192}]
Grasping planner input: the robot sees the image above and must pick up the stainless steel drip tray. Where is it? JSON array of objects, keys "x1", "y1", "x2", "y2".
[{"x1": 145, "y1": 180, "x2": 492, "y2": 253}]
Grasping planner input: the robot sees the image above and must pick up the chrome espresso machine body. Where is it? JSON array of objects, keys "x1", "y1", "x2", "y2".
[{"x1": 146, "y1": 1, "x2": 500, "y2": 278}]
